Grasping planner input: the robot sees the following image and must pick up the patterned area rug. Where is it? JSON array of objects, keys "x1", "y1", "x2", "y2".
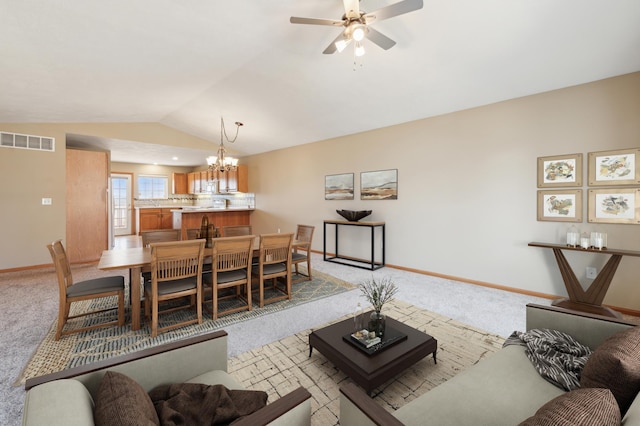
[
  {"x1": 16, "y1": 269, "x2": 354, "y2": 385},
  {"x1": 228, "y1": 299, "x2": 507, "y2": 425}
]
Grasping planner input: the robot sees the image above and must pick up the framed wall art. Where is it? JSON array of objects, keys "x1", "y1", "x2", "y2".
[
  {"x1": 588, "y1": 148, "x2": 640, "y2": 186},
  {"x1": 325, "y1": 173, "x2": 354, "y2": 200},
  {"x1": 537, "y1": 153, "x2": 582, "y2": 187},
  {"x1": 588, "y1": 188, "x2": 640, "y2": 224},
  {"x1": 537, "y1": 189, "x2": 582, "y2": 222},
  {"x1": 361, "y1": 169, "x2": 398, "y2": 200}
]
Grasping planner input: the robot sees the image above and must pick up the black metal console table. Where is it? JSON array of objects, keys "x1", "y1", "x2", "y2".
[{"x1": 323, "y1": 220, "x2": 385, "y2": 270}]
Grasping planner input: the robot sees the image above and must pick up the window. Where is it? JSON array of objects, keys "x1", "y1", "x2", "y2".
[{"x1": 137, "y1": 175, "x2": 168, "y2": 199}]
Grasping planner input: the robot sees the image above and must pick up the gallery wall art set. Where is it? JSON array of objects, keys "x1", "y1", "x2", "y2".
[{"x1": 537, "y1": 148, "x2": 640, "y2": 224}]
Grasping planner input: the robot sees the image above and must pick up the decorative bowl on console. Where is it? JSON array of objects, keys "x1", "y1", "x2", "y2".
[{"x1": 336, "y1": 209, "x2": 372, "y2": 222}]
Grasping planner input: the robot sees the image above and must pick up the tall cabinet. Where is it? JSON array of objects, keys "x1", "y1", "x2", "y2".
[{"x1": 66, "y1": 149, "x2": 108, "y2": 263}]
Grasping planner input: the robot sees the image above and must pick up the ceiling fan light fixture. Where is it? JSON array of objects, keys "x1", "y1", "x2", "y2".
[
  {"x1": 335, "y1": 38, "x2": 351, "y2": 53},
  {"x1": 351, "y1": 24, "x2": 366, "y2": 41},
  {"x1": 355, "y1": 41, "x2": 365, "y2": 57}
]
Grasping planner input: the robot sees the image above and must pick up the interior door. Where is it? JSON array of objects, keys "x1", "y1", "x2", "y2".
[
  {"x1": 66, "y1": 149, "x2": 108, "y2": 263},
  {"x1": 111, "y1": 173, "x2": 133, "y2": 236}
]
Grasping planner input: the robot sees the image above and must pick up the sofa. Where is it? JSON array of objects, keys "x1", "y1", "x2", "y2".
[
  {"x1": 22, "y1": 330, "x2": 311, "y2": 425},
  {"x1": 340, "y1": 303, "x2": 640, "y2": 425}
]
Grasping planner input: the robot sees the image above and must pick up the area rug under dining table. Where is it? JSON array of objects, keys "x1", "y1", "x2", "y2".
[{"x1": 16, "y1": 269, "x2": 355, "y2": 385}]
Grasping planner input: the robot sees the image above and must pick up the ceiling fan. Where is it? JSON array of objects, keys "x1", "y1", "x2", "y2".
[{"x1": 290, "y1": 0, "x2": 423, "y2": 56}]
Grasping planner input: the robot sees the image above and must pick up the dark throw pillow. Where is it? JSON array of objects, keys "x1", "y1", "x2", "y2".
[
  {"x1": 519, "y1": 388, "x2": 620, "y2": 426},
  {"x1": 94, "y1": 370, "x2": 160, "y2": 426},
  {"x1": 580, "y1": 326, "x2": 640, "y2": 416}
]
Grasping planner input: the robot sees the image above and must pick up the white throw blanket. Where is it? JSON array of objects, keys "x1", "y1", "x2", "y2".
[{"x1": 503, "y1": 328, "x2": 592, "y2": 391}]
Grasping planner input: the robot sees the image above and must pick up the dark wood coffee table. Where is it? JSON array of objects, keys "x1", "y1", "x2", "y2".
[{"x1": 309, "y1": 313, "x2": 437, "y2": 395}]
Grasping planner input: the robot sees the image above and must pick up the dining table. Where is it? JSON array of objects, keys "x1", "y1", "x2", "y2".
[{"x1": 98, "y1": 237, "x2": 306, "y2": 331}]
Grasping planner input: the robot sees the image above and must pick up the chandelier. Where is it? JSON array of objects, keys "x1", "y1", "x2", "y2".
[{"x1": 207, "y1": 117, "x2": 243, "y2": 173}]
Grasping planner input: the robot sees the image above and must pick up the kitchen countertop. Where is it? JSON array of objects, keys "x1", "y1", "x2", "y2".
[{"x1": 173, "y1": 207, "x2": 255, "y2": 213}]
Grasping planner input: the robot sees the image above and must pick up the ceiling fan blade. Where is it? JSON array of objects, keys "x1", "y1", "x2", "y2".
[
  {"x1": 290, "y1": 16, "x2": 344, "y2": 26},
  {"x1": 323, "y1": 31, "x2": 350, "y2": 54},
  {"x1": 364, "y1": 0, "x2": 423, "y2": 24},
  {"x1": 365, "y1": 27, "x2": 396, "y2": 50},
  {"x1": 342, "y1": 0, "x2": 360, "y2": 19}
]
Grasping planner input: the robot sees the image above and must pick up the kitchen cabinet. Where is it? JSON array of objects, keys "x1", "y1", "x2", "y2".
[
  {"x1": 172, "y1": 173, "x2": 188, "y2": 194},
  {"x1": 139, "y1": 208, "x2": 161, "y2": 232},
  {"x1": 138, "y1": 208, "x2": 176, "y2": 233},
  {"x1": 217, "y1": 165, "x2": 248, "y2": 193},
  {"x1": 187, "y1": 165, "x2": 248, "y2": 194},
  {"x1": 187, "y1": 172, "x2": 200, "y2": 194}
]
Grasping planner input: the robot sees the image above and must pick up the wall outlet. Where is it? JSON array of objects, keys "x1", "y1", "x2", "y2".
[
  {"x1": 586, "y1": 267, "x2": 598, "y2": 279},
  {"x1": 41, "y1": 197, "x2": 52, "y2": 205}
]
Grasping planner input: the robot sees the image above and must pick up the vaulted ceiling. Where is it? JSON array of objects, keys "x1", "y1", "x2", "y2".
[{"x1": 2, "y1": 1, "x2": 640, "y2": 166}]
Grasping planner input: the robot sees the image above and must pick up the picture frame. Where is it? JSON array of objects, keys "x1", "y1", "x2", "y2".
[
  {"x1": 587, "y1": 148, "x2": 640, "y2": 186},
  {"x1": 325, "y1": 173, "x2": 354, "y2": 200},
  {"x1": 361, "y1": 169, "x2": 398, "y2": 200},
  {"x1": 537, "y1": 153, "x2": 582, "y2": 187},
  {"x1": 588, "y1": 188, "x2": 640, "y2": 224},
  {"x1": 537, "y1": 189, "x2": 582, "y2": 222}
]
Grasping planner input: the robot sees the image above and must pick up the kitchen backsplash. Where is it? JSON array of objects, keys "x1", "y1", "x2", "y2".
[{"x1": 134, "y1": 193, "x2": 255, "y2": 208}]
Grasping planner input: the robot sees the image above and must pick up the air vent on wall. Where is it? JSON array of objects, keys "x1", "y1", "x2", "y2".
[{"x1": 1, "y1": 131, "x2": 55, "y2": 152}]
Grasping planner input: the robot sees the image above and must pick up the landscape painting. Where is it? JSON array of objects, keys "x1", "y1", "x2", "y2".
[
  {"x1": 361, "y1": 169, "x2": 398, "y2": 200},
  {"x1": 325, "y1": 173, "x2": 354, "y2": 200}
]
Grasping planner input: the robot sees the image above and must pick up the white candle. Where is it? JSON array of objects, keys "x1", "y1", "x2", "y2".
[{"x1": 580, "y1": 237, "x2": 590, "y2": 249}]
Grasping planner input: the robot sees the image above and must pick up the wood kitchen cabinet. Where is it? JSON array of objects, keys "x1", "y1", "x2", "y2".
[
  {"x1": 217, "y1": 165, "x2": 248, "y2": 193},
  {"x1": 172, "y1": 173, "x2": 188, "y2": 194},
  {"x1": 138, "y1": 208, "x2": 175, "y2": 233},
  {"x1": 187, "y1": 165, "x2": 248, "y2": 194},
  {"x1": 139, "y1": 208, "x2": 162, "y2": 232}
]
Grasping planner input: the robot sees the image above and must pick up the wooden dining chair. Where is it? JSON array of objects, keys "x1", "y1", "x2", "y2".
[
  {"x1": 144, "y1": 239, "x2": 205, "y2": 337},
  {"x1": 292, "y1": 224, "x2": 315, "y2": 283},
  {"x1": 47, "y1": 240, "x2": 125, "y2": 340},
  {"x1": 223, "y1": 225, "x2": 252, "y2": 237},
  {"x1": 141, "y1": 229, "x2": 181, "y2": 247},
  {"x1": 252, "y1": 233, "x2": 293, "y2": 308},
  {"x1": 203, "y1": 235, "x2": 255, "y2": 320},
  {"x1": 139, "y1": 229, "x2": 183, "y2": 286}
]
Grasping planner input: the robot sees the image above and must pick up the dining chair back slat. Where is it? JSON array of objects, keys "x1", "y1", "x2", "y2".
[
  {"x1": 223, "y1": 225, "x2": 252, "y2": 237},
  {"x1": 141, "y1": 229, "x2": 181, "y2": 247}
]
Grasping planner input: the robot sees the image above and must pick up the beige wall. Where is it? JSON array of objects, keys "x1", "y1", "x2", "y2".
[
  {"x1": 0, "y1": 123, "x2": 212, "y2": 269},
  {"x1": 246, "y1": 72, "x2": 640, "y2": 311},
  {"x1": 1, "y1": 74, "x2": 639, "y2": 311}
]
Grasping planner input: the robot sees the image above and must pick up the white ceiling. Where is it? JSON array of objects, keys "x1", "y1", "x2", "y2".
[{"x1": 2, "y1": 1, "x2": 640, "y2": 166}]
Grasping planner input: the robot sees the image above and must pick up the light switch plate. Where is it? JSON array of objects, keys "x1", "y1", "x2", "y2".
[{"x1": 42, "y1": 198, "x2": 52, "y2": 205}]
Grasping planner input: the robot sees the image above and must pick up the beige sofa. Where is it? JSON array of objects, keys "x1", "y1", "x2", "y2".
[
  {"x1": 340, "y1": 304, "x2": 640, "y2": 425},
  {"x1": 22, "y1": 330, "x2": 311, "y2": 426}
]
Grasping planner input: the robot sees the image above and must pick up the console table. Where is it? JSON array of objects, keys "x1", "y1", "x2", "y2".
[
  {"x1": 528, "y1": 242, "x2": 640, "y2": 318},
  {"x1": 324, "y1": 220, "x2": 385, "y2": 270}
]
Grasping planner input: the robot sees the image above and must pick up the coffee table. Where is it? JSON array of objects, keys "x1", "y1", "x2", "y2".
[{"x1": 309, "y1": 314, "x2": 437, "y2": 395}]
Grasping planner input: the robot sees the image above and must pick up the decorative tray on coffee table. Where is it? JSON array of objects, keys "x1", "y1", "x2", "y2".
[{"x1": 343, "y1": 327, "x2": 407, "y2": 355}]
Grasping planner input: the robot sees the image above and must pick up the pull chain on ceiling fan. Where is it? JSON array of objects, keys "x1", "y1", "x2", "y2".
[{"x1": 290, "y1": 0, "x2": 423, "y2": 57}]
